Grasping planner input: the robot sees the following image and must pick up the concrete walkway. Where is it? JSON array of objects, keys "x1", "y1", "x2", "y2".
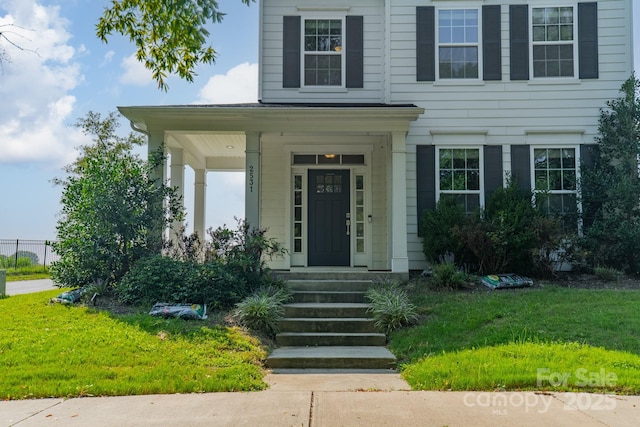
[
  {"x1": 2, "y1": 372, "x2": 638, "y2": 426},
  {"x1": 5, "y1": 279, "x2": 56, "y2": 296}
]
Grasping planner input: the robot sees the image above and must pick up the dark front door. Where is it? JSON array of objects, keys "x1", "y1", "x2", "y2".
[{"x1": 308, "y1": 169, "x2": 350, "y2": 266}]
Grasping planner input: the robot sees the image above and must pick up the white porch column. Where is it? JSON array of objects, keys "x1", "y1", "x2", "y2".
[
  {"x1": 390, "y1": 131, "x2": 409, "y2": 273},
  {"x1": 148, "y1": 130, "x2": 166, "y2": 247},
  {"x1": 245, "y1": 132, "x2": 261, "y2": 229},
  {"x1": 169, "y1": 148, "x2": 185, "y2": 239},
  {"x1": 194, "y1": 169, "x2": 207, "y2": 239}
]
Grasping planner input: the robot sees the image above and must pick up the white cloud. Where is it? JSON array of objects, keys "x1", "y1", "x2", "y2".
[
  {"x1": 119, "y1": 52, "x2": 153, "y2": 86},
  {"x1": 196, "y1": 62, "x2": 258, "y2": 104},
  {"x1": 101, "y1": 50, "x2": 115, "y2": 66},
  {"x1": 0, "y1": 0, "x2": 85, "y2": 166}
]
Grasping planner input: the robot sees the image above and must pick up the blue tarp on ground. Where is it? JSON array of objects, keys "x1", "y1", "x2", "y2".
[{"x1": 481, "y1": 274, "x2": 534, "y2": 289}]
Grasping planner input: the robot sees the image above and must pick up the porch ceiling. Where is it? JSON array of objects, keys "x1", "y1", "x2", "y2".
[{"x1": 166, "y1": 131, "x2": 246, "y2": 171}]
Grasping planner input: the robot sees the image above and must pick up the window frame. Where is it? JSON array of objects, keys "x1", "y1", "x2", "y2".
[
  {"x1": 529, "y1": 4, "x2": 579, "y2": 79},
  {"x1": 436, "y1": 7, "x2": 482, "y2": 81},
  {"x1": 435, "y1": 146, "x2": 485, "y2": 212},
  {"x1": 300, "y1": 14, "x2": 346, "y2": 88}
]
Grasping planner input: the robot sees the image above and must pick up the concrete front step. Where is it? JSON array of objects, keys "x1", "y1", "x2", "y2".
[
  {"x1": 284, "y1": 303, "x2": 370, "y2": 318},
  {"x1": 276, "y1": 332, "x2": 386, "y2": 347},
  {"x1": 287, "y1": 280, "x2": 372, "y2": 292},
  {"x1": 266, "y1": 346, "x2": 396, "y2": 369},
  {"x1": 292, "y1": 291, "x2": 366, "y2": 303},
  {"x1": 279, "y1": 317, "x2": 377, "y2": 334}
]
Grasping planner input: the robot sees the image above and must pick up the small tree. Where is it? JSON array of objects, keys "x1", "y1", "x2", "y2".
[
  {"x1": 51, "y1": 111, "x2": 183, "y2": 287},
  {"x1": 581, "y1": 75, "x2": 640, "y2": 275}
]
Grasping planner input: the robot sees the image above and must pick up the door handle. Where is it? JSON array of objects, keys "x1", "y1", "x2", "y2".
[{"x1": 346, "y1": 212, "x2": 351, "y2": 236}]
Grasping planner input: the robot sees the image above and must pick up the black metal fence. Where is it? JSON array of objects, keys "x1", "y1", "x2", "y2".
[{"x1": 0, "y1": 239, "x2": 60, "y2": 269}]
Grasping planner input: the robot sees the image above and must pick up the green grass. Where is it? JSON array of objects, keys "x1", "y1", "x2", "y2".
[
  {"x1": 4, "y1": 266, "x2": 50, "y2": 282},
  {"x1": 390, "y1": 284, "x2": 640, "y2": 394},
  {"x1": 0, "y1": 290, "x2": 268, "y2": 400}
]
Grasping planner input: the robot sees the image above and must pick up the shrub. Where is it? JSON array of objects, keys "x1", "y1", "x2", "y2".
[
  {"x1": 453, "y1": 181, "x2": 566, "y2": 276},
  {"x1": 365, "y1": 284, "x2": 418, "y2": 335},
  {"x1": 116, "y1": 256, "x2": 200, "y2": 306},
  {"x1": 594, "y1": 266, "x2": 623, "y2": 282},
  {"x1": 429, "y1": 262, "x2": 469, "y2": 290},
  {"x1": 234, "y1": 285, "x2": 292, "y2": 337},
  {"x1": 420, "y1": 197, "x2": 469, "y2": 264}
]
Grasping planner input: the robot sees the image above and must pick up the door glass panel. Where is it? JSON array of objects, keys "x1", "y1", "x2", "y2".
[
  {"x1": 293, "y1": 174, "x2": 304, "y2": 253},
  {"x1": 355, "y1": 174, "x2": 365, "y2": 253}
]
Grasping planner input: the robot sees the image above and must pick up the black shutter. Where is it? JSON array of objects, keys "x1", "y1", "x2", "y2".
[
  {"x1": 580, "y1": 144, "x2": 597, "y2": 169},
  {"x1": 283, "y1": 16, "x2": 301, "y2": 88},
  {"x1": 346, "y1": 16, "x2": 364, "y2": 88},
  {"x1": 510, "y1": 145, "x2": 531, "y2": 191},
  {"x1": 578, "y1": 2, "x2": 599, "y2": 79},
  {"x1": 416, "y1": 145, "x2": 436, "y2": 235},
  {"x1": 509, "y1": 5, "x2": 529, "y2": 81},
  {"x1": 483, "y1": 5, "x2": 502, "y2": 81},
  {"x1": 484, "y1": 146, "x2": 503, "y2": 200},
  {"x1": 416, "y1": 6, "x2": 435, "y2": 82}
]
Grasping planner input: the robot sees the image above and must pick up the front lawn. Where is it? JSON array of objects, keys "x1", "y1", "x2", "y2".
[
  {"x1": 390, "y1": 283, "x2": 640, "y2": 394},
  {"x1": 0, "y1": 290, "x2": 267, "y2": 400}
]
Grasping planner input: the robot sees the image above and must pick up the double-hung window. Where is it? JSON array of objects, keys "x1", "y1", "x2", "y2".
[
  {"x1": 437, "y1": 148, "x2": 482, "y2": 213},
  {"x1": 531, "y1": 6, "x2": 576, "y2": 78},
  {"x1": 303, "y1": 18, "x2": 343, "y2": 86},
  {"x1": 533, "y1": 147, "x2": 579, "y2": 228},
  {"x1": 437, "y1": 9, "x2": 479, "y2": 79}
]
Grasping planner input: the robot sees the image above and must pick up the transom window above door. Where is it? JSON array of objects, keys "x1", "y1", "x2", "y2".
[
  {"x1": 304, "y1": 18, "x2": 343, "y2": 86},
  {"x1": 438, "y1": 9, "x2": 479, "y2": 79}
]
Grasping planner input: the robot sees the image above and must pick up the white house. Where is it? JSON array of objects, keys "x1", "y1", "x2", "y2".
[{"x1": 119, "y1": 0, "x2": 635, "y2": 278}]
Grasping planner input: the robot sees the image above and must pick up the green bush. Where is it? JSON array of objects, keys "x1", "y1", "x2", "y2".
[
  {"x1": 234, "y1": 285, "x2": 292, "y2": 337},
  {"x1": 594, "y1": 266, "x2": 623, "y2": 282},
  {"x1": 365, "y1": 284, "x2": 418, "y2": 335},
  {"x1": 0, "y1": 255, "x2": 35, "y2": 269},
  {"x1": 420, "y1": 196, "x2": 469, "y2": 264},
  {"x1": 429, "y1": 262, "x2": 469, "y2": 290},
  {"x1": 453, "y1": 181, "x2": 565, "y2": 276},
  {"x1": 116, "y1": 256, "x2": 200, "y2": 306}
]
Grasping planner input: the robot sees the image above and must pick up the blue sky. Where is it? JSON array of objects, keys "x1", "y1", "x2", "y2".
[{"x1": 0, "y1": 0, "x2": 639, "y2": 241}]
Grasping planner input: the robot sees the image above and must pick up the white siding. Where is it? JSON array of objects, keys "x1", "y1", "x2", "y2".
[
  {"x1": 260, "y1": 0, "x2": 386, "y2": 103},
  {"x1": 391, "y1": 0, "x2": 634, "y2": 269}
]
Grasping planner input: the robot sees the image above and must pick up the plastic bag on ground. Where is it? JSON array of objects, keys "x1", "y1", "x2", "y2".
[
  {"x1": 149, "y1": 303, "x2": 207, "y2": 320},
  {"x1": 50, "y1": 288, "x2": 86, "y2": 304},
  {"x1": 481, "y1": 274, "x2": 534, "y2": 289}
]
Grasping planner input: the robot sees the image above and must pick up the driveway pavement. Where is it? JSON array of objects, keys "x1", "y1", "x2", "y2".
[{"x1": 5, "y1": 279, "x2": 56, "y2": 295}]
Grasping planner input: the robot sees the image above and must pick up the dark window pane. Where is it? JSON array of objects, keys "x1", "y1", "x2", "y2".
[
  {"x1": 562, "y1": 149, "x2": 575, "y2": 168},
  {"x1": 343, "y1": 154, "x2": 365, "y2": 165},
  {"x1": 535, "y1": 170, "x2": 548, "y2": 190},
  {"x1": 548, "y1": 149, "x2": 561, "y2": 168},
  {"x1": 294, "y1": 191, "x2": 302, "y2": 205},
  {"x1": 549, "y1": 170, "x2": 562, "y2": 190},
  {"x1": 467, "y1": 170, "x2": 479, "y2": 190},
  {"x1": 563, "y1": 170, "x2": 576, "y2": 191},
  {"x1": 295, "y1": 207, "x2": 302, "y2": 221},
  {"x1": 294, "y1": 239, "x2": 302, "y2": 253},
  {"x1": 293, "y1": 154, "x2": 316, "y2": 164},
  {"x1": 440, "y1": 170, "x2": 452, "y2": 190},
  {"x1": 453, "y1": 170, "x2": 466, "y2": 190}
]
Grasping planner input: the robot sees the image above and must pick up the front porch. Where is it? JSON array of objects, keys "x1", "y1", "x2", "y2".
[{"x1": 118, "y1": 103, "x2": 423, "y2": 275}]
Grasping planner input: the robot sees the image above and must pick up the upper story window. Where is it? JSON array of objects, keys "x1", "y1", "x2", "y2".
[
  {"x1": 437, "y1": 148, "x2": 482, "y2": 213},
  {"x1": 531, "y1": 6, "x2": 576, "y2": 78},
  {"x1": 303, "y1": 18, "x2": 344, "y2": 86},
  {"x1": 437, "y1": 9, "x2": 480, "y2": 79}
]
